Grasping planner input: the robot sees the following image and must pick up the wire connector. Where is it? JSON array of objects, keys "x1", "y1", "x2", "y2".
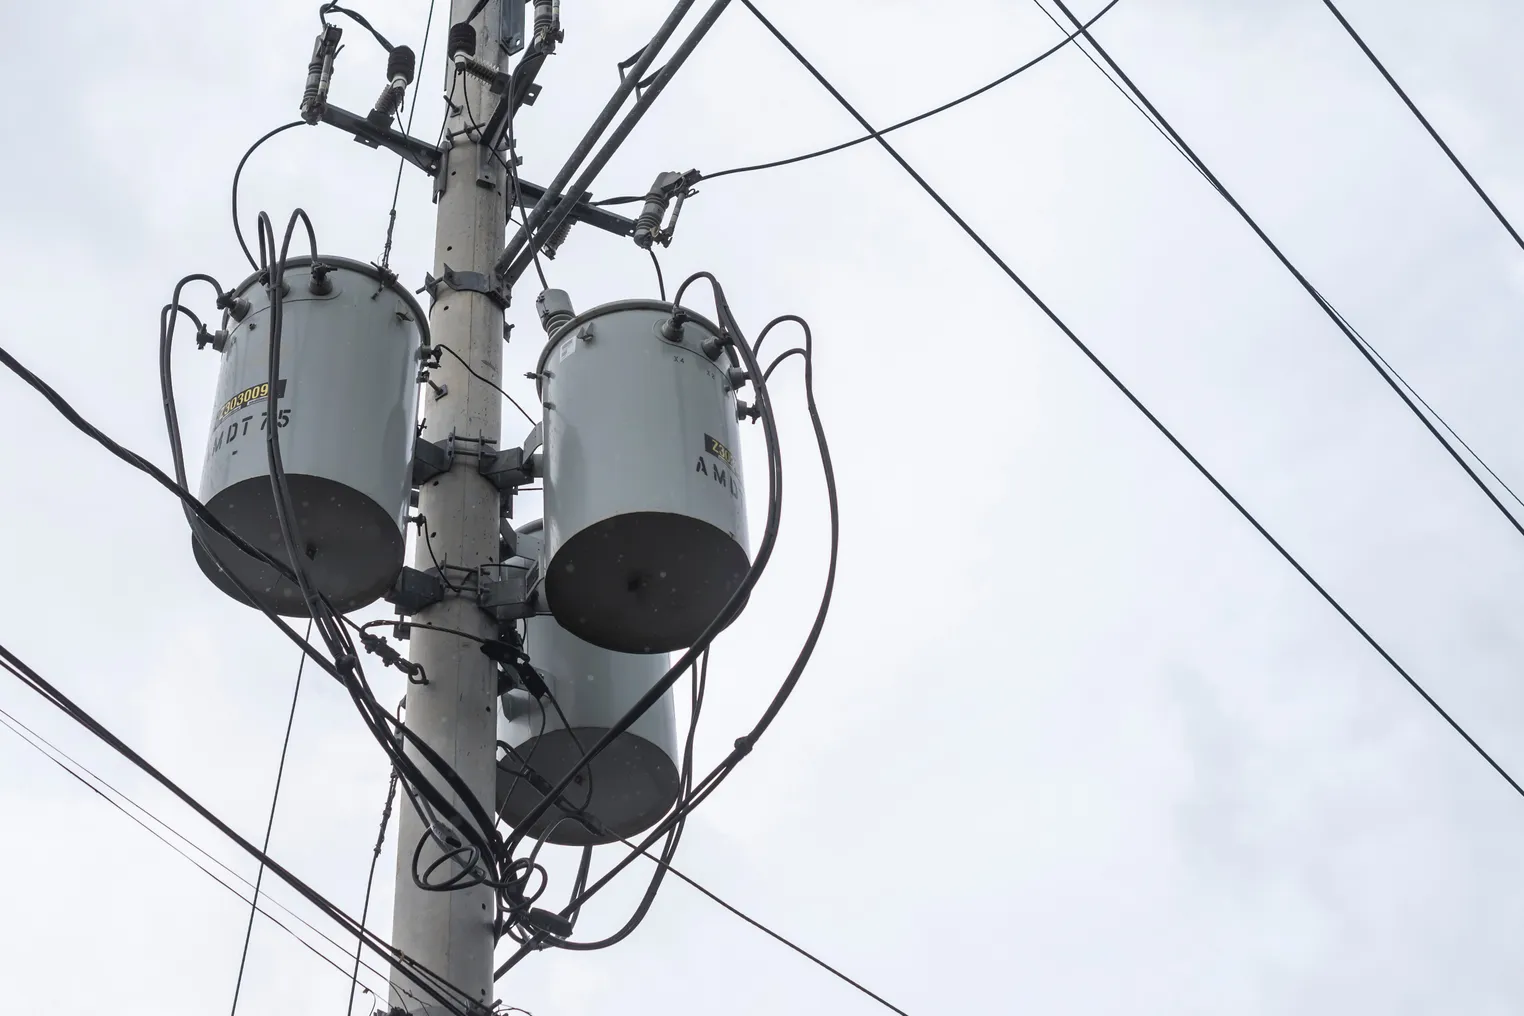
[{"x1": 359, "y1": 631, "x2": 428, "y2": 684}]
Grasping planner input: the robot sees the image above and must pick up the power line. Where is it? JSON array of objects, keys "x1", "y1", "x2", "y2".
[
  {"x1": 1031, "y1": 0, "x2": 1524, "y2": 545},
  {"x1": 0, "y1": 703, "x2": 399, "y2": 1004},
  {"x1": 347, "y1": 744, "x2": 401, "y2": 1016},
  {"x1": 1320, "y1": 0, "x2": 1524, "y2": 257},
  {"x1": 737, "y1": 0, "x2": 1524, "y2": 810},
  {"x1": 697, "y1": 0, "x2": 1127, "y2": 184},
  {"x1": 433, "y1": 343, "x2": 538, "y2": 425},
  {"x1": 228, "y1": 620, "x2": 311, "y2": 1016},
  {"x1": 380, "y1": 0, "x2": 438, "y2": 270},
  {"x1": 0, "y1": 641, "x2": 479, "y2": 1016}
]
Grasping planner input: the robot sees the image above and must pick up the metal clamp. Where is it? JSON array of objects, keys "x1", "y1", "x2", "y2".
[
  {"x1": 412, "y1": 435, "x2": 456, "y2": 485},
  {"x1": 420, "y1": 264, "x2": 510, "y2": 309},
  {"x1": 385, "y1": 567, "x2": 447, "y2": 615},
  {"x1": 478, "y1": 560, "x2": 536, "y2": 621}
]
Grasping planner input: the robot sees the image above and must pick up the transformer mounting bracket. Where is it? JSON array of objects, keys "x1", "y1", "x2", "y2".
[
  {"x1": 385, "y1": 566, "x2": 447, "y2": 615},
  {"x1": 412, "y1": 434, "x2": 456, "y2": 485},
  {"x1": 420, "y1": 264, "x2": 510, "y2": 309}
]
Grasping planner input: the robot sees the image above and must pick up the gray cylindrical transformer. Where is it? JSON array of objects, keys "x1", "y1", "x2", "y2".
[
  {"x1": 193, "y1": 255, "x2": 427, "y2": 615},
  {"x1": 536, "y1": 300, "x2": 749, "y2": 654},
  {"x1": 498, "y1": 521, "x2": 680, "y2": 845}
]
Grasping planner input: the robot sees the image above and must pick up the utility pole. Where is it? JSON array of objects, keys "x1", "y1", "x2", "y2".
[{"x1": 391, "y1": 0, "x2": 508, "y2": 1010}]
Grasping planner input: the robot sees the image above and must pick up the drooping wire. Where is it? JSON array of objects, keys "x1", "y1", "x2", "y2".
[
  {"x1": 1320, "y1": 0, "x2": 1524, "y2": 255},
  {"x1": 320, "y1": 2, "x2": 398, "y2": 51},
  {"x1": 1031, "y1": 0, "x2": 1524, "y2": 542},
  {"x1": 459, "y1": 66, "x2": 551, "y2": 290},
  {"x1": 380, "y1": 0, "x2": 438, "y2": 270},
  {"x1": 434, "y1": 343, "x2": 538, "y2": 425},
  {"x1": 0, "y1": 704, "x2": 398, "y2": 1002},
  {"x1": 695, "y1": 0, "x2": 1126, "y2": 185},
  {"x1": 232, "y1": 122, "x2": 306, "y2": 270},
  {"x1": 228, "y1": 619, "x2": 313, "y2": 1016},
  {"x1": 738, "y1": 0, "x2": 1524, "y2": 812}
]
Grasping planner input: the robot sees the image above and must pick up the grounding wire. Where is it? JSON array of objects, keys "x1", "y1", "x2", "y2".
[
  {"x1": 693, "y1": 0, "x2": 1126, "y2": 185},
  {"x1": 228, "y1": 619, "x2": 313, "y2": 1016},
  {"x1": 0, "y1": 705, "x2": 401, "y2": 1003},
  {"x1": 1320, "y1": 0, "x2": 1524, "y2": 256},
  {"x1": 380, "y1": 0, "x2": 438, "y2": 270},
  {"x1": 1033, "y1": 0, "x2": 1524, "y2": 543},
  {"x1": 738, "y1": 0, "x2": 1524, "y2": 810},
  {"x1": 0, "y1": 644, "x2": 478, "y2": 1016}
]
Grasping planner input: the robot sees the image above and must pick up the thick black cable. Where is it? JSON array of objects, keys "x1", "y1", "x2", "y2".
[
  {"x1": 0, "y1": 645, "x2": 477, "y2": 1015},
  {"x1": 380, "y1": 0, "x2": 438, "y2": 270},
  {"x1": 649, "y1": 247, "x2": 667, "y2": 300},
  {"x1": 697, "y1": 0, "x2": 1125, "y2": 184},
  {"x1": 434, "y1": 343, "x2": 538, "y2": 425},
  {"x1": 228, "y1": 620, "x2": 312, "y2": 1016},
  {"x1": 740, "y1": 0, "x2": 1524, "y2": 810},
  {"x1": 233, "y1": 122, "x2": 306, "y2": 270},
  {"x1": 1035, "y1": 0, "x2": 1524, "y2": 543},
  {"x1": 320, "y1": 2, "x2": 397, "y2": 51},
  {"x1": 1320, "y1": 0, "x2": 1524, "y2": 255}
]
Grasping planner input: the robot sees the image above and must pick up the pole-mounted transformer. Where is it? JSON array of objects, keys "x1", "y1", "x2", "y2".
[
  {"x1": 532, "y1": 290, "x2": 750, "y2": 654},
  {"x1": 193, "y1": 256, "x2": 428, "y2": 615}
]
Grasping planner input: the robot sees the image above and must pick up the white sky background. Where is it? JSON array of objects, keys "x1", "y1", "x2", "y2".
[{"x1": 2, "y1": 0, "x2": 1524, "y2": 1012}]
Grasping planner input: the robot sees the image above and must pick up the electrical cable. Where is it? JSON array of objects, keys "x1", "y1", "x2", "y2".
[
  {"x1": 347, "y1": 749, "x2": 402, "y2": 1016},
  {"x1": 320, "y1": 2, "x2": 398, "y2": 51},
  {"x1": 0, "y1": 644, "x2": 478, "y2": 1016},
  {"x1": 1319, "y1": 0, "x2": 1524, "y2": 256},
  {"x1": 1030, "y1": 0, "x2": 1524, "y2": 543},
  {"x1": 380, "y1": 0, "x2": 438, "y2": 270},
  {"x1": 0, "y1": 705, "x2": 400, "y2": 1005},
  {"x1": 737, "y1": 0, "x2": 1524, "y2": 813},
  {"x1": 232, "y1": 122, "x2": 306, "y2": 270},
  {"x1": 460, "y1": 67, "x2": 551, "y2": 290},
  {"x1": 694, "y1": 0, "x2": 1126, "y2": 185},
  {"x1": 434, "y1": 343, "x2": 539, "y2": 425},
  {"x1": 649, "y1": 247, "x2": 667, "y2": 300},
  {"x1": 228, "y1": 619, "x2": 313, "y2": 1016}
]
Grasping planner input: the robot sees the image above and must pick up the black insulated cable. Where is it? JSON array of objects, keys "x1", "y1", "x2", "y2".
[{"x1": 1321, "y1": 0, "x2": 1524, "y2": 256}]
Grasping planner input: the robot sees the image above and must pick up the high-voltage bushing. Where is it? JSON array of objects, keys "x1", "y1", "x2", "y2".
[
  {"x1": 497, "y1": 520, "x2": 680, "y2": 845},
  {"x1": 194, "y1": 255, "x2": 427, "y2": 615},
  {"x1": 534, "y1": 292, "x2": 749, "y2": 653}
]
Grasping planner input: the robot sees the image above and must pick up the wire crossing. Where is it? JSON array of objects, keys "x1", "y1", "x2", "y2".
[{"x1": 738, "y1": 0, "x2": 1524, "y2": 811}]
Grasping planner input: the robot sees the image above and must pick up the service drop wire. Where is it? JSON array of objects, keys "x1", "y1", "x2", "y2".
[
  {"x1": 501, "y1": 271, "x2": 787, "y2": 856},
  {"x1": 498, "y1": 311, "x2": 839, "y2": 975}
]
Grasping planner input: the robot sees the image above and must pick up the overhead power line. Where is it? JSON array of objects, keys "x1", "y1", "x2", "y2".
[
  {"x1": 1320, "y1": 0, "x2": 1524, "y2": 257},
  {"x1": 1031, "y1": 0, "x2": 1524, "y2": 545},
  {"x1": 0, "y1": 703, "x2": 397, "y2": 1004},
  {"x1": 736, "y1": 0, "x2": 1524, "y2": 809},
  {"x1": 696, "y1": 0, "x2": 1127, "y2": 184}
]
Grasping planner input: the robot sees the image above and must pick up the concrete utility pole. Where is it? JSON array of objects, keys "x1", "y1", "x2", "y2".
[{"x1": 391, "y1": 0, "x2": 507, "y2": 1010}]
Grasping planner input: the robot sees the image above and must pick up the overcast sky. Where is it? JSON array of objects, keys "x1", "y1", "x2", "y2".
[{"x1": 3, "y1": 0, "x2": 1524, "y2": 1013}]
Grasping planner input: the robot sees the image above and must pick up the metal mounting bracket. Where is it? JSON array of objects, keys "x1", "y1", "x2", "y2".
[
  {"x1": 478, "y1": 447, "x2": 535, "y2": 491},
  {"x1": 478, "y1": 561, "x2": 536, "y2": 621},
  {"x1": 420, "y1": 264, "x2": 510, "y2": 309},
  {"x1": 502, "y1": 0, "x2": 529, "y2": 56},
  {"x1": 412, "y1": 435, "x2": 456, "y2": 485},
  {"x1": 385, "y1": 566, "x2": 447, "y2": 615},
  {"x1": 510, "y1": 180, "x2": 638, "y2": 239},
  {"x1": 320, "y1": 104, "x2": 443, "y2": 175}
]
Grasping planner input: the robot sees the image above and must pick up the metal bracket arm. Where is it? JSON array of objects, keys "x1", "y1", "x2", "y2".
[
  {"x1": 511, "y1": 180, "x2": 638, "y2": 238},
  {"x1": 385, "y1": 566, "x2": 447, "y2": 615},
  {"x1": 320, "y1": 104, "x2": 444, "y2": 175},
  {"x1": 412, "y1": 436, "x2": 456, "y2": 485}
]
